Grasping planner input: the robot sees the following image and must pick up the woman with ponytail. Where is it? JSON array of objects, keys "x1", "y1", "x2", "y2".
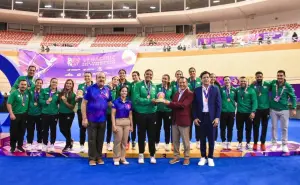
[{"x1": 58, "y1": 79, "x2": 76, "y2": 152}]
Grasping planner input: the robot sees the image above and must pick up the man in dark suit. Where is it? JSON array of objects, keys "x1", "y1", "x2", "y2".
[
  {"x1": 163, "y1": 77, "x2": 194, "y2": 165},
  {"x1": 193, "y1": 71, "x2": 221, "y2": 167}
]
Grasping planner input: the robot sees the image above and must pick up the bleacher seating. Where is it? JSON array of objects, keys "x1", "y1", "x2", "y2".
[
  {"x1": 141, "y1": 33, "x2": 185, "y2": 46},
  {"x1": 0, "y1": 31, "x2": 33, "y2": 45},
  {"x1": 91, "y1": 34, "x2": 135, "y2": 47},
  {"x1": 41, "y1": 34, "x2": 85, "y2": 47},
  {"x1": 197, "y1": 31, "x2": 240, "y2": 39}
]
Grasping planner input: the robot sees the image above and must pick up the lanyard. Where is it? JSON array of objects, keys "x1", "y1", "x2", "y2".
[
  {"x1": 20, "y1": 91, "x2": 26, "y2": 105},
  {"x1": 34, "y1": 90, "x2": 40, "y2": 102},
  {"x1": 162, "y1": 86, "x2": 167, "y2": 94},
  {"x1": 226, "y1": 87, "x2": 230, "y2": 99},
  {"x1": 203, "y1": 86, "x2": 210, "y2": 100},
  {"x1": 241, "y1": 87, "x2": 247, "y2": 100},
  {"x1": 275, "y1": 84, "x2": 285, "y2": 98},
  {"x1": 144, "y1": 81, "x2": 152, "y2": 96},
  {"x1": 255, "y1": 81, "x2": 263, "y2": 95},
  {"x1": 191, "y1": 80, "x2": 196, "y2": 89},
  {"x1": 26, "y1": 76, "x2": 32, "y2": 87}
]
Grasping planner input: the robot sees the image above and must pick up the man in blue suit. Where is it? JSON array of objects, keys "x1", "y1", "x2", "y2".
[{"x1": 193, "y1": 71, "x2": 221, "y2": 167}]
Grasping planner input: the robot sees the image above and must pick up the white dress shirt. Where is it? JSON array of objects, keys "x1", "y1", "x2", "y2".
[
  {"x1": 178, "y1": 88, "x2": 187, "y2": 101},
  {"x1": 202, "y1": 86, "x2": 210, "y2": 112}
]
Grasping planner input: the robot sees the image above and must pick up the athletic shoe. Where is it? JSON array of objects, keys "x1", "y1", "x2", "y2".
[
  {"x1": 261, "y1": 144, "x2": 266, "y2": 151},
  {"x1": 132, "y1": 142, "x2": 136, "y2": 150},
  {"x1": 17, "y1": 146, "x2": 25, "y2": 152},
  {"x1": 208, "y1": 158, "x2": 215, "y2": 167},
  {"x1": 155, "y1": 143, "x2": 159, "y2": 151},
  {"x1": 107, "y1": 143, "x2": 113, "y2": 151},
  {"x1": 97, "y1": 158, "x2": 104, "y2": 165},
  {"x1": 26, "y1": 144, "x2": 33, "y2": 151},
  {"x1": 89, "y1": 160, "x2": 96, "y2": 166},
  {"x1": 70, "y1": 139, "x2": 74, "y2": 149},
  {"x1": 222, "y1": 142, "x2": 227, "y2": 150},
  {"x1": 196, "y1": 141, "x2": 200, "y2": 149},
  {"x1": 49, "y1": 144, "x2": 55, "y2": 152},
  {"x1": 246, "y1": 143, "x2": 252, "y2": 150},
  {"x1": 253, "y1": 144, "x2": 258, "y2": 151},
  {"x1": 120, "y1": 160, "x2": 130, "y2": 165},
  {"x1": 237, "y1": 143, "x2": 243, "y2": 150},
  {"x1": 10, "y1": 147, "x2": 16, "y2": 153},
  {"x1": 270, "y1": 144, "x2": 277, "y2": 152},
  {"x1": 62, "y1": 145, "x2": 70, "y2": 152},
  {"x1": 80, "y1": 145, "x2": 85, "y2": 153},
  {"x1": 169, "y1": 158, "x2": 180, "y2": 164},
  {"x1": 37, "y1": 143, "x2": 43, "y2": 151},
  {"x1": 183, "y1": 159, "x2": 190, "y2": 166},
  {"x1": 165, "y1": 143, "x2": 170, "y2": 152},
  {"x1": 227, "y1": 142, "x2": 232, "y2": 150},
  {"x1": 114, "y1": 161, "x2": 120, "y2": 166},
  {"x1": 42, "y1": 144, "x2": 48, "y2": 152},
  {"x1": 138, "y1": 154, "x2": 144, "y2": 164},
  {"x1": 198, "y1": 158, "x2": 207, "y2": 166},
  {"x1": 150, "y1": 156, "x2": 156, "y2": 164},
  {"x1": 277, "y1": 145, "x2": 283, "y2": 151},
  {"x1": 282, "y1": 145, "x2": 289, "y2": 153}
]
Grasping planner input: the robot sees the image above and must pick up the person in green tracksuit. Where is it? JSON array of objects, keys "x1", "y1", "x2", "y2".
[
  {"x1": 76, "y1": 72, "x2": 93, "y2": 152},
  {"x1": 155, "y1": 74, "x2": 173, "y2": 152},
  {"x1": 210, "y1": 73, "x2": 221, "y2": 143},
  {"x1": 106, "y1": 76, "x2": 118, "y2": 151},
  {"x1": 249, "y1": 71, "x2": 271, "y2": 151},
  {"x1": 235, "y1": 76, "x2": 257, "y2": 150},
  {"x1": 187, "y1": 67, "x2": 202, "y2": 148},
  {"x1": 129, "y1": 71, "x2": 141, "y2": 149},
  {"x1": 11, "y1": 65, "x2": 36, "y2": 92},
  {"x1": 26, "y1": 79, "x2": 44, "y2": 151},
  {"x1": 39, "y1": 78, "x2": 60, "y2": 152},
  {"x1": 7, "y1": 79, "x2": 30, "y2": 153},
  {"x1": 220, "y1": 76, "x2": 236, "y2": 150},
  {"x1": 135, "y1": 69, "x2": 157, "y2": 164},
  {"x1": 58, "y1": 79, "x2": 76, "y2": 152},
  {"x1": 116, "y1": 69, "x2": 131, "y2": 98},
  {"x1": 269, "y1": 70, "x2": 297, "y2": 153},
  {"x1": 171, "y1": 70, "x2": 183, "y2": 95}
]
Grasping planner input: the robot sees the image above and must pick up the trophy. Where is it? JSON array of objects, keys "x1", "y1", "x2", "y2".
[
  {"x1": 77, "y1": 90, "x2": 84, "y2": 98},
  {"x1": 155, "y1": 92, "x2": 166, "y2": 103}
]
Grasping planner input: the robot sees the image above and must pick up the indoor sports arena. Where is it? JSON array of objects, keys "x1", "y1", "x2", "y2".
[{"x1": 0, "y1": 0, "x2": 300, "y2": 185}]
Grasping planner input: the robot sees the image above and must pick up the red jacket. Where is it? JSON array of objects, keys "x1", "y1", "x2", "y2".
[{"x1": 167, "y1": 89, "x2": 194, "y2": 126}]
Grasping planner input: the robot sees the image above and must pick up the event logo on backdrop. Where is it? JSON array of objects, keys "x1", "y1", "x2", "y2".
[{"x1": 18, "y1": 49, "x2": 137, "y2": 87}]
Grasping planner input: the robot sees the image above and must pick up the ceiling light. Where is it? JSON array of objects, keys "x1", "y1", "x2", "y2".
[
  {"x1": 108, "y1": 13, "x2": 112, "y2": 17},
  {"x1": 123, "y1": 6, "x2": 129, "y2": 9},
  {"x1": 15, "y1": 1, "x2": 23, "y2": 4},
  {"x1": 150, "y1": 6, "x2": 156, "y2": 9},
  {"x1": 213, "y1": 0, "x2": 220, "y2": 3},
  {"x1": 44, "y1": 5, "x2": 52, "y2": 8},
  {"x1": 60, "y1": 13, "x2": 65, "y2": 17},
  {"x1": 186, "y1": 7, "x2": 190, "y2": 10}
]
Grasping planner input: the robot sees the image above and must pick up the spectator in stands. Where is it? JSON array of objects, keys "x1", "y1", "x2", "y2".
[
  {"x1": 149, "y1": 39, "x2": 154, "y2": 46},
  {"x1": 177, "y1": 44, "x2": 182, "y2": 51},
  {"x1": 292, "y1": 32, "x2": 298, "y2": 42},
  {"x1": 182, "y1": 45, "x2": 186, "y2": 51},
  {"x1": 202, "y1": 43, "x2": 207, "y2": 49},
  {"x1": 167, "y1": 45, "x2": 171, "y2": 52},
  {"x1": 258, "y1": 36, "x2": 263, "y2": 45},
  {"x1": 45, "y1": 46, "x2": 50, "y2": 53},
  {"x1": 211, "y1": 42, "x2": 216, "y2": 49},
  {"x1": 41, "y1": 45, "x2": 45, "y2": 52},
  {"x1": 163, "y1": 46, "x2": 167, "y2": 52},
  {"x1": 267, "y1": 36, "x2": 272, "y2": 45}
]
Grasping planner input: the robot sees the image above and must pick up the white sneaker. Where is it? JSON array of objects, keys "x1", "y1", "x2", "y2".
[
  {"x1": 26, "y1": 144, "x2": 33, "y2": 151},
  {"x1": 114, "y1": 161, "x2": 120, "y2": 166},
  {"x1": 165, "y1": 143, "x2": 170, "y2": 152},
  {"x1": 80, "y1": 145, "x2": 85, "y2": 153},
  {"x1": 208, "y1": 158, "x2": 215, "y2": 167},
  {"x1": 227, "y1": 142, "x2": 232, "y2": 150},
  {"x1": 277, "y1": 145, "x2": 283, "y2": 151},
  {"x1": 49, "y1": 144, "x2": 55, "y2": 152},
  {"x1": 198, "y1": 157, "x2": 207, "y2": 166},
  {"x1": 150, "y1": 156, "x2": 156, "y2": 164},
  {"x1": 138, "y1": 154, "x2": 144, "y2": 164},
  {"x1": 222, "y1": 142, "x2": 227, "y2": 150},
  {"x1": 42, "y1": 144, "x2": 48, "y2": 152},
  {"x1": 196, "y1": 141, "x2": 200, "y2": 149},
  {"x1": 155, "y1": 143, "x2": 159, "y2": 151},
  {"x1": 121, "y1": 160, "x2": 130, "y2": 165},
  {"x1": 107, "y1": 143, "x2": 112, "y2": 151},
  {"x1": 190, "y1": 141, "x2": 193, "y2": 150},
  {"x1": 246, "y1": 143, "x2": 252, "y2": 150},
  {"x1": 37, "y1": 144, "x2": 43, "y2": 151},
  {"x1": 271, "y1": 144, "x2": 277, "y2": 152},
  {"x1": 237, "y1": 143, "x2": 243, "y2": 150},
  {"x1": 282, "y1": 145, "x2": 289, "y2": 153}
]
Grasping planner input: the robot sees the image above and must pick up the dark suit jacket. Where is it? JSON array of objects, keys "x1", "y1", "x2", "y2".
[
  {"x1": 192, "y1": 85, "x2": 222, "y2": 122},
  {"x1": 167, "y1": 89, "x2": 194, "y2": 126}
]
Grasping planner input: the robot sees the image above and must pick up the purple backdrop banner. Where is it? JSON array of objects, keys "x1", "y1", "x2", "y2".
[
  {"x1": 18, "y1": 49, "x2": 137, "y2": 87},
  {"x1": 198, "y1": 36, "x2": 233, "y2": 45},
  {"x1": 259, "y1": 32, "x2": 283, "y2": 40}
]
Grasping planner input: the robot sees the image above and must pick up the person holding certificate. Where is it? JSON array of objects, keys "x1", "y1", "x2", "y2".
[{"x1": 155, "y1": 74, "x2": 173, "y2": 151}]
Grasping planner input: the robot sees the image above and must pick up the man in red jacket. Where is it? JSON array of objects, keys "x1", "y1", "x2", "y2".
[{"x1": 163, "y1": 77, "x2": 194, "y2": 165}]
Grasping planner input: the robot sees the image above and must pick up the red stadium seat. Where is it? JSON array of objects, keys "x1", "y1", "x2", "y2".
[
  {"x1": 0, "y1": 31, "x2": 33, "y2": 45},
  {"x1": 91, "y1": 34, "x2": 136, "y2": 47},
  {"x1": 41, "y1": 34, "x2": 85, "y2": 47},
  {"x1": 140, "y1": 33, "x2": 185, "y2": 46}
]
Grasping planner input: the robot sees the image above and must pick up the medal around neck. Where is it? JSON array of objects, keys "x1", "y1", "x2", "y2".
[{"x1": 155, "y1": 92, "x2": 165, "y2": 103}]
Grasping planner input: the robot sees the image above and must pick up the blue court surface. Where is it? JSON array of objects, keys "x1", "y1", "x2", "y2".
[{"x1": 1, "y1": 114, "x2": 300, "y2": 185}]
